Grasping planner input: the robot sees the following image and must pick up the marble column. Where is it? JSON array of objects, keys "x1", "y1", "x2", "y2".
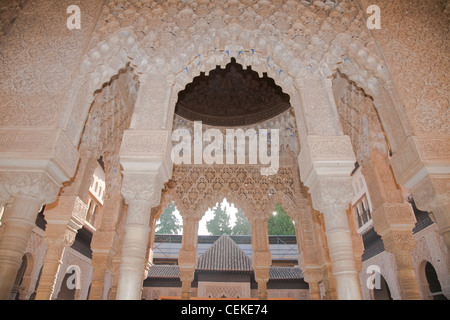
[
  {"x1": 89, "y1": 152, "x2": 125, "y2": 300},
  {"x1": 250, "y1": 215, "x2": 271, "y2": 300},
  {"x1": 116, "y1": 122, "x2": 172, "y2": 299},
  {"x1": 391, "y1": 136, "x2": 450, "y2": 251},
  {"x1": 0, "y1": 172, "x2": 60, "y2": 300},
  {"x1": 116, "y1": 170, "x2": 166, "y2": 300},
  {"x1": 346, "y1": 204, "x2": 364, "y2": 298},
  {"x1": 0, "y1": 197, "x2": 42, "y2": 300},
  {"x1": 178, "y1": 215, "x2": 199, "y2": 300},
  {"x1": 363, "y1": 152, "x2": 422, "y2": 300},
  {"x1": 292, "y1": 199, "x2": 326, "y2": 300},
  {"x1": 293, "y1": 74, "x2": 363, "y2": 299},
  {"x1": 34, "y1": 196, "x2": 87, "y2": 300},
  {"x1": 302, "y1": 269, "x2": 322, "y2": 300},
  {"x1": 116, "y1": 197, "x2": 152, "y2": 300},
  {"x1": 34, "y1": 150, "x2": 96, "y2": 300},
  {"x1": 108, "y1": 252, "x2": 122, "y2": 300},
  {"x1": 373, "y1": 203, "x2": 422, "y2": 300},
  {"x1": 322, "y1": 204, "x2": 362, "y2": 300},
  {"x1": 299, "y1": 135, "x2": 362, "y2": 300}
]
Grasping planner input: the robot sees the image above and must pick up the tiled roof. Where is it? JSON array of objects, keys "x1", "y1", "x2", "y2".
[
  {"x1": 269, "y1": 267, "x2": 303, "y2": 280},
  {"x1": 147, "y1": 265, "x2": 180, "y2": 279},
  {"x1": 197, "y1": 234, "x2": 253, "y2": 272},
  {"x1": 147, "y1": 265, "x2": 304, "y2": 281},
  {"x1": 147, "y1": 235, "x2": 304, "y2": 281}
]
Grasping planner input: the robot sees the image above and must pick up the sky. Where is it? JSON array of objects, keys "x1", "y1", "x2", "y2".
[{"x1": 172, "y1": 198, "x2": 238, "y2": 235}]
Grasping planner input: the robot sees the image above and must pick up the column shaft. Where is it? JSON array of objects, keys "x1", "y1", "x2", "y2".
[
  {"x1": 323, "y1": 206, "x2": 362, "y2": 300},
  {"x1": 250, "y1": 216, "x2": 271, "y2": 300},
  {"x1": 178, "y1": 216, "x2": 199, "y2": 300},
  {"x1": 0, "y1": 197, "x2": 42, "y2": 300},
  {"x1": 116, "y1": 200, "x2": 151, "y2": 300},
  {"x1": 365, "y1": 152, "x2": 423, "y2": 300},
  {"x1": 34, "y1": 241, "x2": 66, "y2": 300},
  {"x1": 34, "y1": 195, "x2": 86, "y2": 300},
  {"x1": 309, "y1": 281, "x2": 321, "y2": 300}
]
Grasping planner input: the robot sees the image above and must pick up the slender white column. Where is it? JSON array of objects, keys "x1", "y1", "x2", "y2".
[
  {"x1": 116, "y1": 169, "x2": 167, "y2": 300},
  {"x1": 322, "y1": 204, "x2": 362, "y2": 300},
  {"x1": 116, "y1": 121, "x2": 173, "y2": 298},
  {"x1": 178, "y1": 215, "x2": 199, "y2": 300},
  {"x1": 35, "y1": 196, "x2": 87, "y2": 300},
  {"x1": 298, "y1": 135, "x2": 362, "y2": 300},
  {"x1": 0, "y1": 196, "x2": 43, "y2": 300},
  {"x1": 116, "y1": 199, "x2": 152, "y2": 300},
  {"x1": 250, "y1": 214, "x2": 272, "y2": 300},
  {"x1": 0, "y1": 172, "x2": 60, "y2": 300}
]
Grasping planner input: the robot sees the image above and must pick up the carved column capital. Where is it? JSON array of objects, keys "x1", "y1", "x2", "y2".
[
  {"x1": 254, "y1": 269, "x2": 270, "y2": 283},
  {"x1": 0, "y1": 171, "x2": 61, "y2": 207},
  {"x1": 103, "y1": 151, "x2": 123, "y2": 196},
  {"x1": 121, "y1": 172, "x2": 164, "y2": 208},
  {"x1": 311, "y1": 178, "x2": 355, "y2": 214},
  {"x1": 372, "y1": 203, "x2": 416, "y2": 236},
  {"x1": 381, "y1": 231, "x2": 416, "y2": 254},
  {"x1": 45, "y1": 226, "x2": 78, "y2": 249},
  {"x1": 298, "y1": 135, "x2": 356, "y2": 213},
  {"x1": 302, "y1": 267, "x2": 323, "y2": 284}
]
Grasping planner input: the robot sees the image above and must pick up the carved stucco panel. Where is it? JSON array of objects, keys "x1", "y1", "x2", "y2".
[
  {"x1": 358, "y1": 0, "x2": 449, "y2": 136},
  {"x1": 0, "y1": 171, "x2": 60, "y2": 205},
  {"x1": 0, "y1": 0, "x2": 103, "y2": 131}
]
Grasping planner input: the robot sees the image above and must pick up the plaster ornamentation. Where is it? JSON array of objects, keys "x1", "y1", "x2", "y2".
[
  {"x1": 0, "y1": 171, "x2": 60, "y2": 206},
  {"x1": 120, "y1": 130, "x2": 170, "y2": 156},
  {"x1": 0, "y1": 0, "x2": 448, "y2": 301},
  {"x1": 44, "y1": 196, "x2": 88, "y2": 227},
  {"x1": 121, "y1": 172, "x2": 164, "y2": 208},
  {"x1": 163, "y1": 164, "x2": 299, "y2": 221}
]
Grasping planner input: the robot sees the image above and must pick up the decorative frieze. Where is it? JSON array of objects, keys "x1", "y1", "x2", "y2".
[
  {"x1": 0, "y1": 171, "x2": 60, "y2": 206},
  {"x1": 391, "y1": 136, "x2": 450, "y2": 189},
  {"x1": 0, "y1": 129, "x2": 79, "y2": 185},
  {"x1": 120, "y1": 130, "x2": 170, "y2": 156}
]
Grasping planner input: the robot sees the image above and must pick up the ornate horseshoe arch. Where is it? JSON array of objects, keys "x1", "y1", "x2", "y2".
[{"x1": 66, "y1": 0, "x2": 408, "y2": 158}]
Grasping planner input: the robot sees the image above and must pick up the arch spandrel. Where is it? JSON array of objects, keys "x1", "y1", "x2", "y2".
[
  {"x1": 1, "y1": 1, "x2": 413, "y2": 196},
  {"x1": 70, "y1": 1, "x2": 402, "y2": 140},
  {"x1": 160, "y1": 164, "x2": 300, "y2": 221}
]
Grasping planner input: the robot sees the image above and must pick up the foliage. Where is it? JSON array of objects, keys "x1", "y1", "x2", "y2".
[
  {"x1": 206, "y1": 203, "x2": 233, "y2": 235},
  {"x1": 155, "y1": 201, "x2": 182, "y2": 234},
  {"x1": 231, "y1": 209, "x2": 252, "y2": 235},
  {"x1": 268, "y1": 204, "x2": 295, "y2": 235}
]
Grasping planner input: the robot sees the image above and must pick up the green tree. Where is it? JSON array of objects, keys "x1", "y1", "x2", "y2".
[
  {"x1": 206, "y1": 203, "x2": 232, "y2": 235},
  {"x1": 155, "y1": 202, "x2": 182, "y2": 234},
  {"x1": 268, "y1": 204, "x2": 295, "y2": 235},
  {"x1": 231, "y1": 209, "x2": 252, "y2": 235}
]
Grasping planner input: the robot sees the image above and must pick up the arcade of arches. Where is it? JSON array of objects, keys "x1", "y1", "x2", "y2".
[{"x1": 0, "y1": 0, "x2": 449, "y2": 300}]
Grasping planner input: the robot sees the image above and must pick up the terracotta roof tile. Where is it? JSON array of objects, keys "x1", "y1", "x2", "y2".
[
  {"x1": 147, "y1": 265, "x2": 180, "y2": 279},
  {"x1": 269, "y1": 267, "x2": 303, "y2": 280},
  {"x1": 147, "y1": 236, "x2": 304, "y2": 281},
  {"x1": 197, "y1": 234, "x2": 253, "y2": 272}
]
